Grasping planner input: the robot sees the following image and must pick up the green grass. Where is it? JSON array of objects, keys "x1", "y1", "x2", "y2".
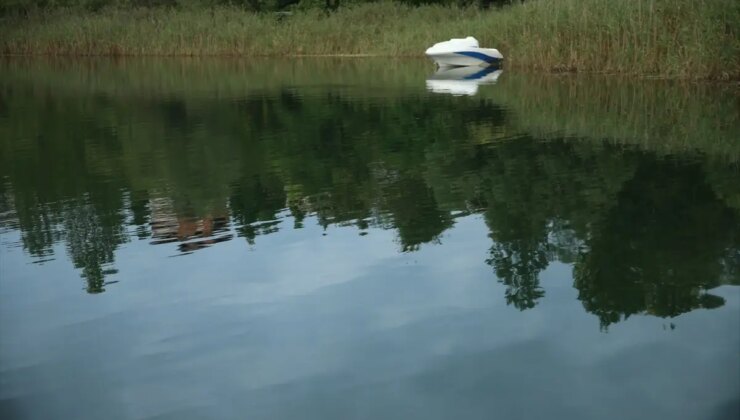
[{"x1": 1, "y1": 0, "x2": 739, "y2": 79}]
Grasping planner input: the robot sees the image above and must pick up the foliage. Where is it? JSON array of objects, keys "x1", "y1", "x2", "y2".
[{"x1": 1, "y1": 0, "x2": 738, "y2": 79}]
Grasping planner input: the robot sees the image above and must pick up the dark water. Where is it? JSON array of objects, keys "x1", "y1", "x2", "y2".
[{"x1": 0, "y1": 59, "x2": 738, "y2": 420}]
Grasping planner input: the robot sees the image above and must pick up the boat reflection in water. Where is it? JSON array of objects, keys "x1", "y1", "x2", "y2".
[{"x1": 426, "y1": 66, "x2": 503, "y2": 96}]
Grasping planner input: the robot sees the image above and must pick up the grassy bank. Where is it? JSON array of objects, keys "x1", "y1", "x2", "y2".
[{"x1": 1, "y1": 0, "x2": 739, "y2": 79}]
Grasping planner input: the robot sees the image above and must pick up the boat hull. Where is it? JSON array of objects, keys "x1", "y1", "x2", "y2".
[{"x1": 426, "y1": 48, "x2": 503, "y2": 67}]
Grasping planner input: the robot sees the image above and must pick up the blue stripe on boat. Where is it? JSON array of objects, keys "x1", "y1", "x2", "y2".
[{"x1": 455, "y1": 51, "x2": 500, "y2": 64}]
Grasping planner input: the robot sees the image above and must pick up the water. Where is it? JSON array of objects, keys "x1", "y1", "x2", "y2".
[{"x1": 0, "y1": 58, "x2": 738, "y2": 420}]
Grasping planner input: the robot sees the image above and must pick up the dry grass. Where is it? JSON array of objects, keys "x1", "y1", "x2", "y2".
[{"x1": 1, "y1": 0, "x2": 738, "y2": 79}]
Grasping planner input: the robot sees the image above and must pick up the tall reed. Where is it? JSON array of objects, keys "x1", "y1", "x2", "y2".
[{"x1": 1, "y1": 0, "x2": 738, "y2": 78}]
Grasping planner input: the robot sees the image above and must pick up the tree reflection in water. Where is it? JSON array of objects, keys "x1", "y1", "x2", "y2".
[{"x1": 1, "y1": 64, "x2": 737, "y2": 328}]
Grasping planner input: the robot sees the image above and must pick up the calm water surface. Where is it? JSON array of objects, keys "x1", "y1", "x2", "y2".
[{"x1": 0, "y1": 59, "x2": 738, "y2": 420}]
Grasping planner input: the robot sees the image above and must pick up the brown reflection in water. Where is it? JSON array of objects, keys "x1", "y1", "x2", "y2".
[{"x1": 148, "y1": 197, "x2": 231, "y2": 252}]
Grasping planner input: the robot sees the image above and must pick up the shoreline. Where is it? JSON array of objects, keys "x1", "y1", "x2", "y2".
[
  {"x1": 2, "y1": 54, "x2": 737, "y2": 83},
  {"x1": 2, "y1": 0, "x2": 737, "y2": 80}
]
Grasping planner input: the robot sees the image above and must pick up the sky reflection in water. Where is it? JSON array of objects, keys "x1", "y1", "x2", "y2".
[{"x1": 0, "y1": 58, "x2": 738, "y2": 420}]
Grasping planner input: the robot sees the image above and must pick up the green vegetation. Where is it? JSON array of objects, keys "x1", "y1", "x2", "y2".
[
  {"x1": 1, "y1": 59, "x2": 738, "y2": 326},
  {"x1": 2, "y1": 0, "x2": 739, "y2": 79}
]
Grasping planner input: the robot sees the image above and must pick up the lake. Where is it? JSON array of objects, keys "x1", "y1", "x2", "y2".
[{"x1": 0, "y1": 58, "x2": 738, "y2": 420}]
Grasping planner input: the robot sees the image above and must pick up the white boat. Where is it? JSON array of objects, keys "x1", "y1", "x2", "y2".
[
  {"x1": 426, "y1": 66, "x2": 503, "y2": 96},
  {"x1": 425, "y1": 36, "x2": 503, "y2": 67}
]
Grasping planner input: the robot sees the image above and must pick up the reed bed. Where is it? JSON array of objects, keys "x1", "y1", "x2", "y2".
[{"x1": 1, "y1": 0, "x2": 738, "y2": 79}]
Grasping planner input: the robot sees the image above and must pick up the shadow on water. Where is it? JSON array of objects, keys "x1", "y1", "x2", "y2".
[{"x1": 0, "y1": 58, "x2": 738, "y2": 326}]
